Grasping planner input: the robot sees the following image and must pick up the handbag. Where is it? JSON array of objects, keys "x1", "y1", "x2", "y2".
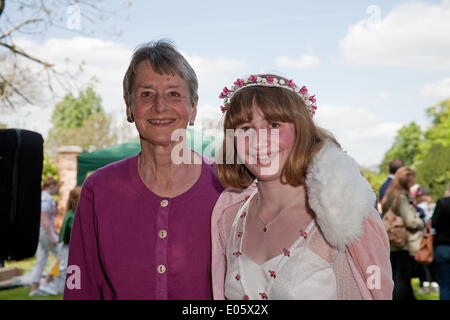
[
  {"x1": 382, "y1": 209, "x2": 407, "y2": 248},
  {"x1": 414, "y1": 219, "x2": 433, "y2": 265}
]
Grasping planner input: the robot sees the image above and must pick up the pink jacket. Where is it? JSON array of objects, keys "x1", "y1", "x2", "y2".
[{"x1": 211, "y1": 140, "x2": 393, "y2": 299}]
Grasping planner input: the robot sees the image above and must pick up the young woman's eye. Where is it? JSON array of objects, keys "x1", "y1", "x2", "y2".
[
  {"x1": 269, "y1": 122, "x2": 280, "y2": 129},
  {"x1": 239, "y1": 126, "x2": 251, "y2": 132}
]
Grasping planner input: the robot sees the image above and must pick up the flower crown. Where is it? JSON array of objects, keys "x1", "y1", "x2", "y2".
[{"x1": 219, "y1": 74, "x2": 317, "y2": 117}]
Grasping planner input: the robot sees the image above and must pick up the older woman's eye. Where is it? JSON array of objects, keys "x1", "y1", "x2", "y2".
[
  {"x1": 169, "y1": 91, "x2": 181, "y2": 97},
  {"x1": 141, "y1": 91, "x2": 152, "y2": 97}
]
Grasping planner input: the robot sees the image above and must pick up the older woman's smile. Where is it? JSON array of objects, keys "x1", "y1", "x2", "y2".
[{"x1": 147, "y1": 118, "x2": 176, "y2": 126}]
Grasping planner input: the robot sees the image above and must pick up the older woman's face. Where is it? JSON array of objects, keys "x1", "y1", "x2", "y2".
[{"x1": 127, "y1": 60, "x2": 197, "y2": 146}]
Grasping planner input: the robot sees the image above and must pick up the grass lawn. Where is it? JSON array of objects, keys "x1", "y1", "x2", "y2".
[{"x1": 0, "y1": 255, "x2": 63, "y2": 300}]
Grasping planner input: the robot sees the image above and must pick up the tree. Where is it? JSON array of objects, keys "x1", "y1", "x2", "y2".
[
  {"x1": 415, "y1": 143, "x2": 450, "y2": 201},
  {"x1": 379, "y1": 122, "x2": 423, "y2": 173},
  {"x1": 0, "y1": 0, "x2": 132, "y2": 110},
  {"x1": 45, "y1": 86, "x2": 118, "y2": 156}
]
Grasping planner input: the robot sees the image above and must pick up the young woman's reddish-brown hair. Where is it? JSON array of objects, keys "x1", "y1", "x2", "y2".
[
  {"x1": 381, "y1": 166, "x2": 415, "y2": 213},
  {"x1": 217, "y1": 74, "x2": 339, "y2": 189}
]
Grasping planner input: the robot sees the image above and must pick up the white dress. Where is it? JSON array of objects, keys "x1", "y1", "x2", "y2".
[{"x1": 224, "y1": 189, "x2": 339, "y2": 300}]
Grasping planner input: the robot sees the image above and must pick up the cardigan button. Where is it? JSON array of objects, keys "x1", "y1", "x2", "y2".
[
  {"x1": 160, "y1": 200, "x2": 169, "y2": 207},
  {"x1": 159, "y1": 230, "x2": 167, "y2": 239},
  {"x1": 157, "y1": 264, "x2": 166, "y2": 274}
]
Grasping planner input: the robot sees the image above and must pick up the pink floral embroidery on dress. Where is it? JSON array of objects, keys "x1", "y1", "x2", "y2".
[
  {"x1": 259, "y1": 292, "x2": 268, "y2": 299},
  {"x1": 234, "y1": 251, "x2": 242, "y2": 257},
  {"x1": 300, "y1": 230, "x2": 308, "y2": 239},
  {"x1": 243, "y1": 295, "x2": 249, "y2": 300},
  {"x1": 269, "y1": 270, "x2": 276, "y2": 278},
  {"x1": 235, "y1": 274, "x2": 241, "y2": 281},
  {"x1": 237, "y1": 231, "x2": 243, "y2": 238},
  {"x1": 283, "y1": 248, "x2": 290, "y2": 257}
]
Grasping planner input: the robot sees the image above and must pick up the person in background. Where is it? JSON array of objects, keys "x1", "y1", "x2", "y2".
[
  {"x1": 379, "y1": 158, "x2": 404, "y2": 203},
  {"x1": 413, "y1": 185, "x2": 439, "y2": 294},
  {"x1": 40, "y1": 186, "x2": 82, "y2": 295},
  {"x1": 29, "y1": 176, "x2": 59, "y2": 297},
  {"x1": 382, "y1": 167, "x2": 424, "y2": 300},
  {"x1": 431, "y1": 182, "x2": 450, "y2": 300}
]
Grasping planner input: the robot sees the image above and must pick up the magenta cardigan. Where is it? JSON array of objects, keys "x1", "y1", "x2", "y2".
[{"x1": 64, "y1": 154, "x2": 223, "y2": 300}]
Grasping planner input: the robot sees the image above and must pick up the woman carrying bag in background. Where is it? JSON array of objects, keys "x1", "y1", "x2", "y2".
[{"x1": 382, "y1": 167, "x2": 424, "y2": 300}]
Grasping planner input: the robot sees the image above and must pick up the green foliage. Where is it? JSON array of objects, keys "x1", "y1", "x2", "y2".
[
  {"x1": 45, "y1": 86, "x2": 118, "y2": 157},
  {"x1": 51, "y1": 86, "x2": 103, "y2": 129},
  {"x1": 360, "y1": 167, "x2": 386, "y2": 198},
  {"x1": 379, "y1": 122, "x2": 423, "y2": 172},
  {"x1": 42, "y1": 152, "x2": 59, "y2": 182},
  {"x1": 380, "y1": 98, "x2": 450, "y2": 202},
  {"x1": 415, "y1": 143, "x2": 450, "y2": 201}
]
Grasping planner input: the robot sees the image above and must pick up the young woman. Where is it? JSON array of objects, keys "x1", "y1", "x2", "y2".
[{"x1": 211, "y1": 74, "x2": 393, "y2": 300}]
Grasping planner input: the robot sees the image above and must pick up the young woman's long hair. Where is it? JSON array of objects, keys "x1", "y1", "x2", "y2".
[{"x1": 381, "y1": 166, "x2": 415, "y2": 213}]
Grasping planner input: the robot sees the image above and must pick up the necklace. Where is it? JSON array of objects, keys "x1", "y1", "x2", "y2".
[{"x1": 254, "y1": 195, "x2": 291, "y2": 232}]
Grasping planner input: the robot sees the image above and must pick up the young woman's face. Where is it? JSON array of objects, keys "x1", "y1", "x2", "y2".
[{"x1": 234, "y1": 103, "x2": 296, "y2": 181}]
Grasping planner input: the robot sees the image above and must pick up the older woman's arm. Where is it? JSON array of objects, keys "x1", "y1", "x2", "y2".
[{"x1": 63, "y1": 178, "x2": 104, "y2": 299}]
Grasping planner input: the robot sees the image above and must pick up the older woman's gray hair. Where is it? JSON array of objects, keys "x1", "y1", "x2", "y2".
[{"x1": 123, "y1": 39, "x2": 198, "y2": 107}]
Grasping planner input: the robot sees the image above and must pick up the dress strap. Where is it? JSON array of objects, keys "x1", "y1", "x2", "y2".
[{"x1": 231, "y1": 188, "x2": 259, "y2": 228}]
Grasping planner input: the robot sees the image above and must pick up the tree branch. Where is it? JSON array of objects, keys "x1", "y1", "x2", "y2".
[
  {"x1": 0, "y1": 18, "x2": 43, "y2": 40},
  {"x1": 0, "y1": 41, "x2": 53, "y2": 67}
]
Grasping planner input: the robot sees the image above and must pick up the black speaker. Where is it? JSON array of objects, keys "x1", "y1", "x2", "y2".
[{"x1": 0, "y1": 129, "x2": 43, "y2": 261}]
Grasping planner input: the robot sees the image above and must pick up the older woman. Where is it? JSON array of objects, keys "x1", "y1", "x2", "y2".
[{"x1": 64, "y1": 40, "x2": 223, "y2": 300}]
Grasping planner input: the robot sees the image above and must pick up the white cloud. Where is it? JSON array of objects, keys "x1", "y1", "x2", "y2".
[
  {"x1": 185, "y1": 55, "x2": 247, "y2": 92},
  {"x1": 377, "y1": 92, "x2": 392, "y2": 100},
  {"x1": 419, "y1": 77, "x2": 450, "y2": 101},
  {"x1": 339, "y1": 1, "x2": 450, "y2": 70},
  {"x1": 314, "y1": 104, "x2": 403, "y2": 167},
  {"x1": 274, "y1": 55, "x2": 320, "y2": 69}
]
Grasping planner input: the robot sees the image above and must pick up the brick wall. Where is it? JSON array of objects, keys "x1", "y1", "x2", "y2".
[{"x1": 56, "y1": 146, "x2": 82, "y2": 232}]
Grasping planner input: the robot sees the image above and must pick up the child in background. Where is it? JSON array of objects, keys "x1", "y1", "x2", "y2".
[{"x1": 40, "y1": 187, "x2": 81, "y2": 295}]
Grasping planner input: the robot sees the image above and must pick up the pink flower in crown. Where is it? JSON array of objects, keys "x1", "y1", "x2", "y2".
[
  {"x1": 234, "y1": 78, "x2": 245, "y2": 87},
  {"x1": 283, "y1": 248, "x2": 290, "y2": 257},
  {"x1": 269, "y1": 270, "x2": 277, "y2": 278},
  {"x1": 287, "y1": 79, "x2": 296, "y2": 88},
  {"x1": 266, "y1": 75, "x2": 274, "y2": 83},
  {"x1": 309, "y1": 95, "x2": 316, "y2": 103},
  {"x1": 248, "y1": 75, "x2": 258, "y2": 82},
  {"x1": 219, "y1": 87, "x2": 231, "y2": 99},
  {"x1": 234, "y1": 251, "x2": 242, "y2": 257},
  {"x1": 312, "y1": 105, "x2": 318, "y2": 110},
  {"x1": 259, "y1": 292, "x2": 268, "y2": 299},
  {"x1": 235, "y1": 274, "x2": 241, "y2": 281},
  {"x1": 243, "y1": 295, "x2": 249, "y2": 300},
  {"x1": 299, "y1": 86, "x2": 308, "y2": 95}
]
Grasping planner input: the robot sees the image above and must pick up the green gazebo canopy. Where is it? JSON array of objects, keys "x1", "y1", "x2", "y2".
[{"x1": 76, "y1": 128, "x2": 219, "y2": 186}]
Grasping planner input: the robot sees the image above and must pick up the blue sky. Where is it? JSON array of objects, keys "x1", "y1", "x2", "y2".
[{"x1": 2, "y1": 0, "x2": 450, "y2": 168}]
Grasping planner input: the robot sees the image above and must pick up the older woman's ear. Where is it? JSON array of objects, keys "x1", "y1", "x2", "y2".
[{"x1": 124, "y1": 96, "x2": 134, "y2": 123}]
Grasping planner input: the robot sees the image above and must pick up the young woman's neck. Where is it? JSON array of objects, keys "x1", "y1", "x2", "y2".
[{"x1": 257, "y1": 179, "x2": 307, "y2": 213}]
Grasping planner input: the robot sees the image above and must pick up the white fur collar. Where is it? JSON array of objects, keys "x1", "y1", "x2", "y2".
[{"x1": 305, "y1": 140, "x2": 376, "y2": 249}]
